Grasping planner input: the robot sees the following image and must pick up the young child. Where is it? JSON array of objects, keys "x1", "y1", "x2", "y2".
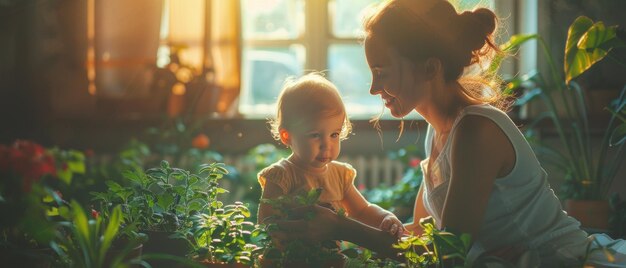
[{"x1": 257, "y1": 73, "x2": 404, "y2": 238}]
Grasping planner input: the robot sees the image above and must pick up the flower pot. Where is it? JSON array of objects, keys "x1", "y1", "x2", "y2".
[
  {"x1": 142, "y1": 230, "x2": 191, "y2": 268},
  {"x1": 564, "y1": 199, "x2": 611, "y2": 230},
  {"x1": 258, "y1": 254, "x2": 346, "y2": 268}
]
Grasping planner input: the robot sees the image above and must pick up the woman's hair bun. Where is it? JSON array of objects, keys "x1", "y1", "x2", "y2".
[{"x1": 458, "y1": 8, "x2": 497, "y2": 52}]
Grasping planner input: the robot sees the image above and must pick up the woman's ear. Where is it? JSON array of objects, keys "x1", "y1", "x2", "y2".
[
  {"x1": 279, "y1": 129, "x2": 290, "y2": 146},
  {"x1": 423, "y1": 57, "x2": 442, "y2": 79}
]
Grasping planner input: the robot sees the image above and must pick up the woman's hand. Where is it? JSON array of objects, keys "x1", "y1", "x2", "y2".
[{"x1": 380, "y1": 214, "x2": 405, "y2": 238}]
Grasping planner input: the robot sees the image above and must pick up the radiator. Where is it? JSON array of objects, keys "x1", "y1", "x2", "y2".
[{"x1": 223, "y1": 154, "x2": 405, "y2": 189}]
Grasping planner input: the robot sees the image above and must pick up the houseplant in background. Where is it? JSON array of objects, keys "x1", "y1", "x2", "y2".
[
  {"x1": 51, "y1": 201, "x2": 146, "y2": 268},
  {"x1": 364, "y1": 145, "x2": 425, "y2": 223},
  {"x1": 0, "y1": 140, "x2": 68, "y2": 266},
  {"x1": 490, "y1": 16, "x2": 626, "y2": 229}
]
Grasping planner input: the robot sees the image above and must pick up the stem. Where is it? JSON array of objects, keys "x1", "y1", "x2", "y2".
[
  {"x1": 538, "y1": 37, "x2": 588, "y2": 182},
  {"x1": 539, "y1": 83, "x2": 583, "y2": 180},
  {"x1": 601, "y1": 142, "x2": 626, "y2": 197},
  {"x1": 572, "y1": 123, "x2": 593, "y2": 197},
  {"x1": 184, "y1": 174, "x2": 190, "y2": 219}
]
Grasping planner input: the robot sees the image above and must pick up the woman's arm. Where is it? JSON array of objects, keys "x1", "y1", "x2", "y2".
[
  {"x1": 442, "y1": 115, "x2": 514, "y2": 237},
  {"x1": 404, "y1": 182, "x2": 429, "y2": 235}
]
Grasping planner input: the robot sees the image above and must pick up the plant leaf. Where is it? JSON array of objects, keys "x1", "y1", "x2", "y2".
[
  {"x1": 564, "y1": 16, "x2": 618, "y2": 83},
  {"x1": 99, "y1": 205, "x2": 122, "y2": 262}
]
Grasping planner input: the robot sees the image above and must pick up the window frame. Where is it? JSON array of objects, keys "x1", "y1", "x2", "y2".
[{"x1": 240, "y1": 0, "x2": 521, "y2": 119}]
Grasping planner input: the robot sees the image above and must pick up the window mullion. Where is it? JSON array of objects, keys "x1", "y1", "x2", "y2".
[{"x1": 305, "y1": 0, "x2": 328, "y2": 72}]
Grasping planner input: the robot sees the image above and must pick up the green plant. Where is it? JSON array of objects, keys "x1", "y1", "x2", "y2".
[
  {"x1": 342, "y1": 246, "x2": 400, "y2": 268},
  {"x1": 393, "y1": 216, "x2": 469, "y2": 268},
  {"x1": 0, "y1": 140, "x2": 67, "y2": 252},
  {"x1": 51, "y1": 200, "x2": 145, "y2": 268},
  {"x1": 189, "y1": 201, "x2": 262, "y2": 266},
  {"x1": 491, "y1": 16, "x2": 626, "y2": 200},
  {"x1": 260, "y1": 188, "x2": 348, "y2": 267},
  {"x1": 608, "y1": 88, "x2": 626, "y2": 147},
  {"x1": 91, "y1": 160, "x2": 229, "y2": 233}
]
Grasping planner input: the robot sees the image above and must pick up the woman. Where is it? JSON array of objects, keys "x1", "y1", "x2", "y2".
[{"x1": 272, "y1": 0, "x2": 625, "y2": 266}]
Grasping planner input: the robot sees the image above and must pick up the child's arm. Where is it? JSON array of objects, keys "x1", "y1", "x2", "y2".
[
  {"x1": 257, "y1": 181, "x2": 284, "y2": 224},
  {"x1": 341, "y1": 184, "x2": 405, "y2": 237},
  {"x1": 403, "y1": 183, "x2": 428, "y2": 236}
]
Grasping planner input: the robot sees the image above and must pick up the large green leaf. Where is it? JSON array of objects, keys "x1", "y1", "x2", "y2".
[
  {"x1": 99, "y1": 205, "x2": 122, "y2": 263},
  {"x1": 564, "y1": 16, "x2": 618, "y2": 83}
]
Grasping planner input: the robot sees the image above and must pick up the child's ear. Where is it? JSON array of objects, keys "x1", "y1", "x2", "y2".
[{"x1": 279, "y1": 129, "x2": 291, "y2": 145}]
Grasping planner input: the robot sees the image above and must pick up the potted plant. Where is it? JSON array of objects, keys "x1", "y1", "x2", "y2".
[
  {"x1": 51, "y1": 200, "x2": 145, "y2": 267},
  {"x1": 187, "y1": 201, "x2": 262, "y2": 267},
  {"x1": 91, "y1": 160, "x2": 230, "y2": 266},
  {"x1": 258, "y1": 188, "x2": 348, "y2": 268},
  {"x1": 490, "y1": 16, "x2": 626, "y2": 229}
]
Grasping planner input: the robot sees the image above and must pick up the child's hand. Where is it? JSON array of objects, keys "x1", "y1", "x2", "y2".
[{"x1": 380, "y1": 214, "x2": 405, "y2": 238}]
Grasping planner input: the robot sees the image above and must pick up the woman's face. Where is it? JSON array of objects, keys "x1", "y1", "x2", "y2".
[{"x1": 364, "y1": 36, "x2": 430, "y2": 118}]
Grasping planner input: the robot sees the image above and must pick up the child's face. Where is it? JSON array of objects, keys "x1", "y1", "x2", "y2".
[{"x1": 285, "y1": 113, "x2": 345, "y2": 171}]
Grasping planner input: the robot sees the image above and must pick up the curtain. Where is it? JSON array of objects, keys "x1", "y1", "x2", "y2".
[
  {"x1": 168, "y1": 0, "x2": 241, "y2": 116},
  {"x1": 209, "y1": 0, "x2": 241, "y2": 115}
]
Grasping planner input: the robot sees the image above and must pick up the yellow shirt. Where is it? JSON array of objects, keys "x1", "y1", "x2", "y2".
[{"x1": 257, "y1": 158, "x2": 356, "y2": 212}]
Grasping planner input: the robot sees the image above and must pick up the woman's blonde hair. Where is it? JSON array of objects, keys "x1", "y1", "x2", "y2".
[{"x1": 269, "y1": 72, "x2": 352, "y2": 142}]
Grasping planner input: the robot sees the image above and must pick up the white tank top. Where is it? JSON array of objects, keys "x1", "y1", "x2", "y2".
[{"x1": 420, "y1": 104, "x2": 589, "y2": 264}]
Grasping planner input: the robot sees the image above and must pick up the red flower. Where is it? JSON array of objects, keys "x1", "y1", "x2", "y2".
[
  {"x1": 91, "y1": 209, "x2": 100, "y2": 219},
  {"x1": 1, "y1": 140, "x2": 57, "y2": 193},
  {"x1": 409, "y1": 157, "x2": 422, "y2": 168},
  {"x1": 358, "y1": 183, "x2": 366, "y2": 192}
]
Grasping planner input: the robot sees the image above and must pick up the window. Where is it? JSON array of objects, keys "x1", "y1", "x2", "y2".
[{"x1": 239, "y1": 0, "x2": 502, "y2": 119}]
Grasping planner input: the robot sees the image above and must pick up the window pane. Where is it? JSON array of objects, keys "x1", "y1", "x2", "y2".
[
  {"x1": 449, "y1": 0, "x2": 494, "y2": 11},
  {"x1": 241, "y1": 0, "x2": 304, "y2": 40},
  {"x1": 329, "y1": 0, "x2": 378, "y2": 38},
  {"x1": 328, "y1": 44, "x2": 380, "y2": 116},
  {"x1": 240, "y1": 46, "x2": 305, "y2": 115}
]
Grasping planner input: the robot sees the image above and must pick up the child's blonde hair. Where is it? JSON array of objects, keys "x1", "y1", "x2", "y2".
[{"x1": 269, "y1": 73, "x2": 352, "y2": 142}]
